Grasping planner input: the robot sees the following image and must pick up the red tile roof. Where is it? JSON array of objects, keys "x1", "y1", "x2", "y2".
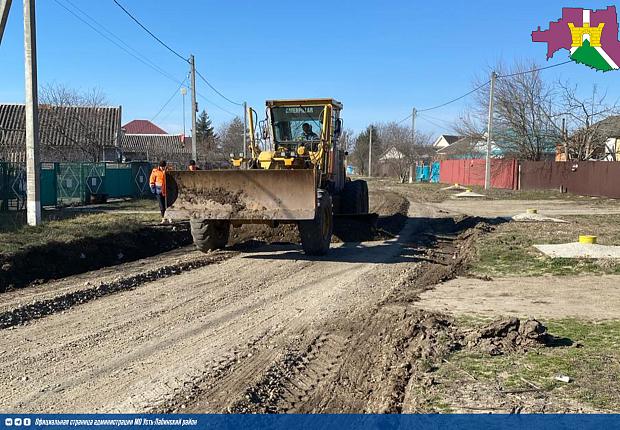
[{"x1": 122, "y1": 119, "x2": 167, "y2": 135}]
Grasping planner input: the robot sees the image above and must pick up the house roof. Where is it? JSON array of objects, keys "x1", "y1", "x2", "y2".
[
  {"x1": 379, "y1": 146, "x2": 406, "y2": 161},
  {"x1": 433, "y1": 135, "x2": 461, "y2": 146},
  {"x1": 0, "y1": 103, "x2": 121, "y2": 162},
  {"x1": 122, "y1": 119, "x2": 168, "y2": 135},
  {"x1": 436, "y1": 137, "x2": 485, "y2": 156},
  {"x1": 594, "y1": 115, "x2": 620, "y2": 138},
  {"x1": 120, "y1": 133, "x2": 190, "y2": 156}
]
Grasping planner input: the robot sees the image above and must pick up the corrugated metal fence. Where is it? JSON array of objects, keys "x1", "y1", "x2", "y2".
[
  {"x1": 439, "y1": 159, "x2": 519, "y2": 190},
  {"x1": 520, "y1": 160, "x2": 620, "y2": 198},
  {"x1": 0, "y1": 161, "x2": 153, "y2": 211},
  {"x1": 435, "y1": 159, "x2": 620, "y2": 197}
]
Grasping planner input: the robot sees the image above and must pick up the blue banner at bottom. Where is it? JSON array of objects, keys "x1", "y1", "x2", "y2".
[{"x1": 1, "y1": 414, "x2": 619, "y2": 430}]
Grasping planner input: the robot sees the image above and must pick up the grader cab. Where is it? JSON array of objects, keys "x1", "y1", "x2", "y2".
[{"x1": 165, "y1": 98, "x2": 370, "y2": 256}]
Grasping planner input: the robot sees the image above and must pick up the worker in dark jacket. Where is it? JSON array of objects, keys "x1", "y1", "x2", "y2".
[{"x1": 150, "y1": 160, "x2": 168, "y2": 223}]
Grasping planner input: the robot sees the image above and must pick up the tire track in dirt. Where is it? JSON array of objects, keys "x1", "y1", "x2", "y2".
[
  {"x1": 227, "y1": 333, "x2": 351, "y2": 413},
  {"x1": 221, "y1": 212, "x2": 500, "y2": 414},
  {"x1": 0, "y1": 251, "x2": 235, "y2": 329},
  {"x1": 0, "y1": 185, "x2": 504, "y2": 413}
]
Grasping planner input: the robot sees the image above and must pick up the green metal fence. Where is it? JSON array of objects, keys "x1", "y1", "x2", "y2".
[
  {"x1": 40, "y1": 163, "x2": 57, "y2": 206},
  {"x1": 0, "y1": 162, "x2": 26, "y2": 211},
  {"x1": 0, "y1": 161, "x2": 154, "y2": 211}
]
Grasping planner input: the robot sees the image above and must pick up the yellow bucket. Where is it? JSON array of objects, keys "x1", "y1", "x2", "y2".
[{"x1": 579, "y1": 235, "x2": 597, "y2": 244}]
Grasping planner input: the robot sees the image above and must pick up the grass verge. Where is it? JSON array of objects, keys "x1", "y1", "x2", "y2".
[
  {"x1": 429, "y1": 318, "x2": 620, "y2": 412},
  {"x1": 0, "y1": 210, "x2": 159, "y2": 256},
  {"x1": 469, "y1": 214, "x2": 620, "y2": 276}
]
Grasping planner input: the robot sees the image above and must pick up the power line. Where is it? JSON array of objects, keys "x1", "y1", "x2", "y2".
[
  {"x1": 112, "y1": 0, "x2": 189, "y2": 63},
  {"x1": 497, "y1": 60, "x2": 572, "y2": 78},
  {"x1": 195, "y1": 70, "x2": 243, "y2": 107},
  {"x1": 197, "y1": 92, "x2": 238, "y2": 117},
  {"x1": 52, "y1": 0, "x2": 183, "y2": 85},
  {"x1": 418, "y1": 80, "x2": 491, "y2": 113},
  {"x1": 419, "y1": 113, "x2": 454, "y2": 127},
  {"x1": 151, "y1": 78, "x2": 187, "y2": 121},
  {"x1": 417, "y1": 114, "x2": 449, "y2": 130},
  {"x1": 397, "y1": 113, "x2": 412, "y2": 124},
  {"x1": 110, "y1": 0, "x2": 242, "y2": 109}
]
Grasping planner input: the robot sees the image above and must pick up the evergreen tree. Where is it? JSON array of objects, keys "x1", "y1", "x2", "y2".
[{"x1": 195, "y1": 110, "x2": 217, "y2": 161}]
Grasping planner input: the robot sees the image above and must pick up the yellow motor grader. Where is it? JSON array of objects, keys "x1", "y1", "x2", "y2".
[{"x1": 165, "y1": 98, "x2": 370, "y2": 255}]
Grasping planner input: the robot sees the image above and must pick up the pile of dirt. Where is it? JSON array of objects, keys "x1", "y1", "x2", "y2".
[
  {"x1": 464, "y1": 318, "x2": 555, "y2": 356},
  {"x1": 0, "y1": 224, "x2": 192, "y2": 293},
  {"x1": 229, "y1": 224, "x2": 300, "y2": 249}
]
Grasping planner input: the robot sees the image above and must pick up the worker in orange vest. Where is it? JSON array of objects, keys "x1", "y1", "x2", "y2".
[
  {"x1": 188, "y1": 159, "x2": 200, "y2": 171},
  {"x1": 149, "y1": 160, "x2": 168, "y2": 224}
]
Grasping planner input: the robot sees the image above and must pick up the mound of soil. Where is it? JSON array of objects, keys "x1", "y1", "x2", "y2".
[
  {"x1": 464, "y1": 318, "x2": 558, "y2": 356},
  {"x1": 0, "y1": 224, "x2": 192, "y2": 293}
]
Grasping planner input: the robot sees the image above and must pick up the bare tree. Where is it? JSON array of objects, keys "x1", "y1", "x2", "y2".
[
  {"x1": 338, "y1": 128, "x2": 355, "y2": 154},
  {"x1": 40, "y1": 83, "x2": 114, "y2": 162},
  {"x1": 377, "y1": 122, "x2": 433, "y2": 182},
  {"x1": 350, "y1": 125, "x2": 381, "y2": 176},
  {"x1": 212, "y1": 116, "x2": 244, "y2": 167},
  {"x1": 455, "y1": 60, "x2": 561, "y2": 161},
  {"x1": 557, "y1": 82, "x2": 620, "y2": 160}
]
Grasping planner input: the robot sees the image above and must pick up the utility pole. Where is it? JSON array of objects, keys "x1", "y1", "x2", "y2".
[
  {"x1": 181, "y1": 86, "x2": 187, "y2": 138},
  {"x1": 484, "y1": 71, "x2": 497, "y2": 190},
  {"x1": 562, "y1": 117, "x2": 569, "y2": 161},
  {"x1": 411, "y1": 107, "x2": 417, "y2": 144},
  {"x1": 368, "y1": 125, "x2": 373, "y2": 177},
  {"x1": 189, "y1": 54, "x2": 197, "y2": 161},
  {"x1": 409, "y1": 107, "x2": 417, "y2": 183},
  {"x1": 24, "y1": 0, "x2": 40, "y2": 225},
  {"x1": 243, "y1": 101, "x2": 247, "y2": 158},
  {"x1": 0, "y1": 0, "x2": 12, "y2": 44}
]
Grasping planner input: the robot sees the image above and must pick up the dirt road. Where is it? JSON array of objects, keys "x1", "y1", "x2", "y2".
[{"x1": 0, "y1": 188, "x2": 489, "y2": 413}]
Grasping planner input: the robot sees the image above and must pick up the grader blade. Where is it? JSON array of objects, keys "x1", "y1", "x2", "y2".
[{"x1": 165, "y1": 169, "x2": 317, "y2": 221}]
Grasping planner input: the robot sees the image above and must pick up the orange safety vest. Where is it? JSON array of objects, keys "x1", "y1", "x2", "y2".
[{"x1": 149, "y1": 167, "x2": 167, "y2": 196}]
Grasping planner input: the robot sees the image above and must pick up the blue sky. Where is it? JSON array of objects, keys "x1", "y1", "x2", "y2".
[{"x1": 1, "y1": 0, "x2": 619, "y2": 136}]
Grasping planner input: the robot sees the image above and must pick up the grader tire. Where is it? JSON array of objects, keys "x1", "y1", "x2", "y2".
[
  {"x1": 341, "y1": 180, "x2": 369, "y2": 214},
  {"x1": 190, "y1": 219, "x2": 230, "y2": 252},
  {"x1": 298, "y1": 190, "x2": 333, "y2": 256}
]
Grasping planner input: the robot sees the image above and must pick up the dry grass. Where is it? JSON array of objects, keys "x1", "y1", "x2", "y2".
[
  {"x1": 469, "y1": 214, "x2": 620, "y2": 276},
  {"x1": 0, "y1": 199, "x2": 160, "y2": 256},
  {"x1": 429, "y1": 318, "x2": 620, "y2": 412}
]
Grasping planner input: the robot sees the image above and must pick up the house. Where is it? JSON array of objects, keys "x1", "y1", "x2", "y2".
[
  {"x1": 121, "y1": 119, "x2": 168, "y2": 135},
  {"x1": 377, "y1": 145, "x2": 437, "y2": 179},
  {"x1": 377, "y1": 146, "x2": 408, "y2": 178},
  {"x1": 120, "y1": 133, "x2": 191, "y2": 166},
  {"x1": 119, "y1": 119, "x2": 191, "y2": 166},
  {"x1": 597, "y1": 115, "x2": 620, "y2": 161},
  {"x1": 0, "y1": 103, "x2": 122, "y2": 163},
  {"x1": 432, "y1": 134, "x2": 462, "y2": 150},
  {"x1": 436, "y1": 136, "x2": 491, "y2": 160}
]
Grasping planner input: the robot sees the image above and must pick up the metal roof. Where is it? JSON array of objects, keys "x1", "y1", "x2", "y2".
[
  {"x1": 122, "y1": 119, "x2": 168, "y2": 135},
  {"x1": 0, "y1": 103, "x2": 121, "y2": 162},
  {"x1": 120, "y1": 133, "x2": 190, "y2": 155}
]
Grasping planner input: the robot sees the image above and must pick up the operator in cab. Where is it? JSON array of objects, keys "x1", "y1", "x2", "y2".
[
  {"x1": 149, "y1": 160, "x2": 169, "y2": 224},
  {"x1": 299, "y1": 123, "x2": 318, "y2": 140}
]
